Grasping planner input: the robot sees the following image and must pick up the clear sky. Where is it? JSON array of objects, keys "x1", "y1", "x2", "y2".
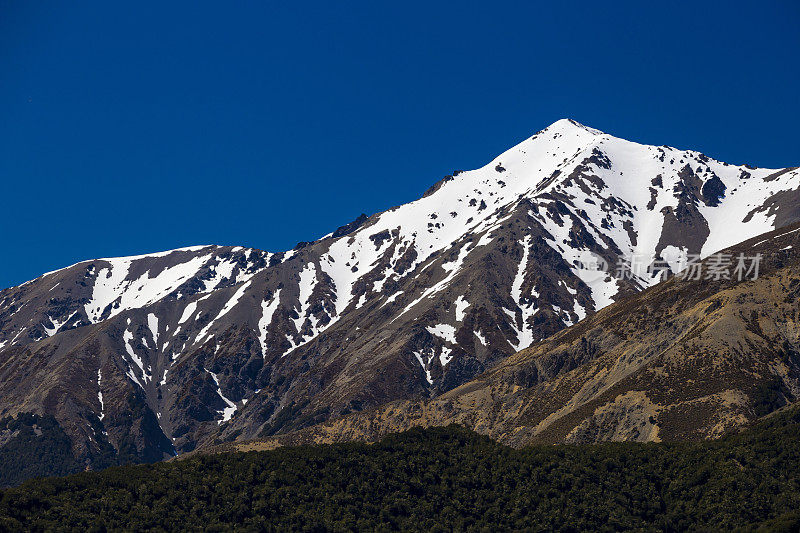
[{"x1": 1, "y1": 1, "x2": 798, "y2": 289}]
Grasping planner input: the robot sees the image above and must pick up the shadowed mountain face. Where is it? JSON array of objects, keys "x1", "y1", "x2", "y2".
[
  {"x1": 237, "y1": 222, "x2": 800, "y2": 450},
  {"x1": 0, "y1": 120, "x2": 798, "y2": 470}
]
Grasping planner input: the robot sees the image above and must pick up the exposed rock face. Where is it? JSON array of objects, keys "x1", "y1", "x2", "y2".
[
  {"x1": 233, "y1": 222, "x2": 800, "y2": 450},
  {"x1": 0, "y1": 119, "x2": 798, "y2": 469}
]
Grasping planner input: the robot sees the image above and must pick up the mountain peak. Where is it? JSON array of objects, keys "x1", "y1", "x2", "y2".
[{"x1": 543, "y1": 118, "x2": 605, "y2": 136}]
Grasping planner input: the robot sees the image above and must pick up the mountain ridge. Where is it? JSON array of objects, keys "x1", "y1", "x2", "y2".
[{"x1": 13, "y1": 118, "x2": 789, "y2": 290}]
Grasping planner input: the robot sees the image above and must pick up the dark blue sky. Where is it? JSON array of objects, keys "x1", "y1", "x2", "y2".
[{"x1": 1, "y1": 1, "x2": 798, "y2": 289}]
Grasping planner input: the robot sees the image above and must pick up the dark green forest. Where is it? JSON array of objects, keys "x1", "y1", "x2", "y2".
[
  {"x1": 0, "y1": 414, "x2": 81, "y2": 488},
  {"x1": 0, "y1": 410, "x2": 160, "y2": 489},
  {"x1": 2, "y1": 405, "x2": 800, "y2": 532}
]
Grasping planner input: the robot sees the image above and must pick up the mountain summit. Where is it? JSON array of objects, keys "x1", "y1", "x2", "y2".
[{"x1": 1, "y1": 120, "x2": 798, "y2": 470}]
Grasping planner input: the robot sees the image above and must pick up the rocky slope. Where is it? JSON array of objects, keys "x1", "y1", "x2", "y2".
[
  {"x1": 231, "y1": 222, "x2": 800, "y2": 450},
  {"x1": 0, "y1": 119, "x2": 798, "y2": 470}
]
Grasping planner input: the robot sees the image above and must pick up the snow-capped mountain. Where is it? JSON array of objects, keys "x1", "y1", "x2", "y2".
[
  {"x1": 244, "y1": 221, "x2": 800, "y2": 450},
  {"x1": 1, "y1": 119, "x2": 798, "y2": 465}
]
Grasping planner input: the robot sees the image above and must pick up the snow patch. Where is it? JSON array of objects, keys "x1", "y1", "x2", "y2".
[
  {"x1": 206, "y1": 369, "x2": 238, "y2": 424},
  {"x1": 97, "y1": 369, "x2": 105, "y2": 421},
  {"x1": 382, "y1": 291, "x2": 403, "y2": 307},
  {"x1": 426, "y1": 323, "x2": 457, "y2": 344},
  {"x1": 660, "y1": 245, "x2": 689, "y2": 274},
  {"x1": 258, "y1": 289, "x2": 282, "y2": 357},
  {"x1": 147, "y1": 313, "x2": 159, "y2": 347},
  {"x1": 454, "y1": 295, "x2": 470, "y2": 322},
  {"x1": 43, "y1": 311, "x2": 77, "y2": 337},
  {"x1": 439, "y1": 346, "x2": 453, "y2": 367},
  {"x1": 413, "y1": 350, "x2": 434, "y2": 385},
  {"x1": 196, "y1": 279, "x2": 252, "y2": 344},
  {"x1": 508, "y1": 236, "x2": 538, "y2": 350},
  {"x1": 123, "y1": 329, "x2": 149, "y2": 386},
  {"x1": 85, "y1": 253, "x2": 212, "y2": 323}
]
